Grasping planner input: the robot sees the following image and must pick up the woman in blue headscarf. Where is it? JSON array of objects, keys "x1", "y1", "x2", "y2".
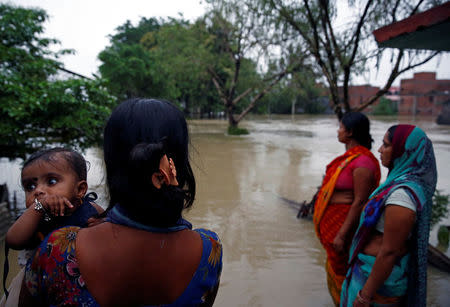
[{"x1": 340, "y1": 125, "x2": 437, "y2": 307}]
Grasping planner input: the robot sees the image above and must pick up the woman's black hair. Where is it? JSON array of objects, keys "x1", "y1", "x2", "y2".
[
  {"x1": 341, "y1": 112, "x2": 373, "y2": 150},
  {"x1": 103, "y1": 98, "x2": 196, "y2": 227},
  {"x1": 22, "y1": 148, "x2": 87, "y2": 181},
  {"x1": 387, "y1": 125, "x2": 397, "y2": 142}
]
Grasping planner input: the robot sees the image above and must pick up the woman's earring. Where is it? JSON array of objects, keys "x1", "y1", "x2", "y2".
[{"x1": 169, "y1": 158, "x2": 177, "y2": 177}]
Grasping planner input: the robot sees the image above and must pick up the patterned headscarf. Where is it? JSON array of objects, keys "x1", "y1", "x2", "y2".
[{"x1": 348, "y1": 125, "x2": 437, "y2": 306}]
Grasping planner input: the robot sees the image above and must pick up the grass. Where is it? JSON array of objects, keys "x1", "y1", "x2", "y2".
[{"x1": 228, "y1": 126, "x2": 249, "y2": 135}]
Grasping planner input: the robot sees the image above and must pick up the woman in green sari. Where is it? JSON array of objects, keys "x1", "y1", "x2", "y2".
[{"x1": 340, "y1": 125, "x2": 437, "y2": 307}]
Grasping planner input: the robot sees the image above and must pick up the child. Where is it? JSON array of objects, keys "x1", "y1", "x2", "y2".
[{"x1": 1, "y1": 148, "x2": 103, "y2": 306}]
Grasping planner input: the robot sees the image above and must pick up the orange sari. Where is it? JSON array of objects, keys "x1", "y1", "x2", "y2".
[{"x1": 313, "y1": 145, "x2": 380, "y2": 306}]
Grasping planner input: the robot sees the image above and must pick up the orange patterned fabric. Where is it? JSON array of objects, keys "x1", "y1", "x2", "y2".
[
  {"x1": 313, "y1": 145, "x2": 381, "y2": 306},
  {"x1": 313, "y1": 145, "x2": 380, "y2": 236},
  {"x1": 320, "y1": 203, "x2": 351, "y2": 275},
  {"x1": 321, "y1": 203, "x2": 351, "y2": 306}
]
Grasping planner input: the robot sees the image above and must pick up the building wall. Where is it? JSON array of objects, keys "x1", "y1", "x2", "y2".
[
  {"x1": 339, "y1": 85, "x2": 381, "y2": 111},
  {"x1": 385, "y1": 86, "x2": 400, "y2": 102},
  {"x1": 399, "y1": 72, "x2": 450, "y2": 116}
]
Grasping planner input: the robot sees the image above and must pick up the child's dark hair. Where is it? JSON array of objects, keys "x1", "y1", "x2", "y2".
[
  {"x1": 103, "y1": 98, "x2": 196, "y2": 227},
  {"x1": 22, "y1": 148, "x2": 87, "y2": 181},
  {"x1": 341, "y1": 112, "x2": 373, "y2": 150}
]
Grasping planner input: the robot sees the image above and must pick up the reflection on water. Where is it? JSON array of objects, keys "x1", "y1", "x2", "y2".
[{"x1": 1, "y1": 115, "x2": 449, "y2": 306}]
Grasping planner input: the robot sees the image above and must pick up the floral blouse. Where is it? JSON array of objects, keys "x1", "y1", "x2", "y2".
[{"x1": 25, "y1": 226, "x2": 223, "y2": 306}]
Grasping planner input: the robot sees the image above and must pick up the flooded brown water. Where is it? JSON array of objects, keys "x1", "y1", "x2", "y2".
[{"x1": 1, "y1": 115, "x2": 449, "y2": 306}]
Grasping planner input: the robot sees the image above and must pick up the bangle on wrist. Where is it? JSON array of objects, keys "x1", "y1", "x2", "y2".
[
  {"x1": 34, "y1": 199, "x2": 52, "y2": 222},
  {"x1": 357, "y1": 290, "x2": 371, "y2": 305}
]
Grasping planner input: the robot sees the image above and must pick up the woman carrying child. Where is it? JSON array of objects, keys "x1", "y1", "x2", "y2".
[{"x1": 19, "y1": 98, "x2": 223, "y2": 306}]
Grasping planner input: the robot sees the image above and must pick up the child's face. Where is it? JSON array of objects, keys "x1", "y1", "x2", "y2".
[{"x1": 21, "y1": 156, "x2": 82, "y2": 209}]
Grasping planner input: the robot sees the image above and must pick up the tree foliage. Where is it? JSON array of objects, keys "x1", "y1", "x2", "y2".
[
  {"x1": 98, "y1": 17, "x2": 222, "y2": 115},
  {"x1": 263, "y1": 0, "x2": 442, "y2": 118},
  {"x1": 98, "y1": 2, "x2": 316, "y2": 128},
  {"x1": 373, "y1": 97, "x2": 397, "y2": 115},
  {"x1": 432, "y1": 189, "x2": 449, "y2": 228},
  {"x1": 98, "y1": 18, "x2": 165, "y2": 100},
  {"x1": 257, "y1": 73, "x2": 324, "y2": 114},
  {"x1": 204, "y1": 0, "x2": 312, "y2": 128},
  {"x1": 0, "y1": 4, "x2": 115, "y2": 159},
  {"x1": 143, "y1": 18, "x2": 222, "y2": 114}
]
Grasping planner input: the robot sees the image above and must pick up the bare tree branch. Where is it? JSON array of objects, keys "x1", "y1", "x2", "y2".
[
  {"x1": 235, "y1": 70, "x2": 287, "y2": 122},
  {"x1": 391, "y1": 0, "x2": 402, "y2": 22},
  {"x1": 397, "y1": 51, "x2": 440, "y2": 75},
  {"x1": 341, "y1": 0, "x2": 373, "y2": 111},
  {"x1": 321, "y1": 1, "x2": 344, "y2": 64},
  {"x1": 355, "y1": 50, "x2": 439, "y2": 111},
  {"x1": 209, "y1": 68, "x2": 229, "y2": 106},
  {"x1": 229, "y1": 32, "x2": 242, "y2": 101},
  {"x1": 231, "y1": 87, "x2": 253, "y2": 105},
  {"x1": 410, "y1": 0, "x2": 426, "y2": 16},
  {"x1": 318, "y1": 1, "x2": 338, "y2": 86},
  {"x1": 354, "y1": 49, "x2": 404, "y2": 111}
]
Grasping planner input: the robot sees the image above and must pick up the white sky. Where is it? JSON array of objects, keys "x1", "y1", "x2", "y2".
[
  {"x1": 5, "y1": 0, "x2": 208, "y2": 78},
  {"x1": 4, "y1": 0, "x2": 450, "y2": 86}
]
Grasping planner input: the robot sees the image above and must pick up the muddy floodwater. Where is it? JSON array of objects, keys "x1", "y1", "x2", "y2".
[{"x1": 1, "y1": 115, "x2": 449, "y2": 306}]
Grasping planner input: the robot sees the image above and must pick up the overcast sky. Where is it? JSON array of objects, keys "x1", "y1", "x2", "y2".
[{"x1": 5, "y1": 0, "x2": 450, "y2": 87}]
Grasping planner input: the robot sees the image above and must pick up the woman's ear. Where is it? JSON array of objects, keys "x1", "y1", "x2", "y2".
[
  {"x1": 151, "y1": 171, "x2": 169, "y2": 189},
  {"x1": 76, "y1": 181, "x2": 88, "y2": 198},
  {"x1": 347, "y1": 128, "x2": 353, "y2": 138},
  {"x1": 151, "y1": 155, "x2": 179, "y2": 189}
]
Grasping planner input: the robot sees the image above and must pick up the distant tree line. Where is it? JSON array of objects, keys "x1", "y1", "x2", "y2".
[
  {"x1": 97, "y1": 0, "x2": 441, "y2": 122},
  {"x1": 0, "y1": 1, "x2": 442, "y2": 158},
  {"x1": 97, "y1": 7, "x2": 322, "y2": 129}
]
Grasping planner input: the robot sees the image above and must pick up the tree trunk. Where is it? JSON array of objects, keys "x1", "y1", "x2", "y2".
[{"x1": 227, "y1": 105, "x2": 238, "y2": 127}]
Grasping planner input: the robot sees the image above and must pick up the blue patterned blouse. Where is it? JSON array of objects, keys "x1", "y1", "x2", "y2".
[{"x1": 25, "y1": 226, "x2": 222, "y2": 306}]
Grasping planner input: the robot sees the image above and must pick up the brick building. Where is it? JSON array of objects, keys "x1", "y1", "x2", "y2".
[
  {"x1": 385, "y1": 86, "x2": 400, "y2": 103},
  {"x1": 339, "y1": 85, "x2": 381, "y2": 111},
  {"x1": 399, "y1": 72, "x2": 450, "y2": 116}
]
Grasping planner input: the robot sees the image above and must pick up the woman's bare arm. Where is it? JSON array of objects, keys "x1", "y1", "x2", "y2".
[
  {"x1": 355, "y1": 205, "x2": 415, "y2": 306},
  {"x1": 333, "y1": 167, "x2": 374, "y2": 253}
]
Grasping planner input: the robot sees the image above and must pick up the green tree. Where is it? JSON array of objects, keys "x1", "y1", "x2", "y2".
[
  {"x1": 263, "y1": 0, "x2": 441, "y2": 118},
  {"x1": 432, "y1": 190, "x2": 449, "y2": 229},
  {"x1": 373, "y1": 97, "x2": 397, "y2": 115},
  {"x1": 204, "y1": 0, "x2": 309, "y2": 130},
  {"x1": 98, "y1": 18, "x2": 163, "y2": 100},
  {"x1": 142, "y1": 18, "x2": 222, "y2": 115},
  {"x1": 0, "y1": 4, "x2": 115, "y2": 159},
  {"x1": 288, "y1": 69, "x2": 323, "y2": 114},
  {"x1": 98, "y1": 17, "x2": 221, "y2": 115},
  {"x1": 259, "y1": 71, "x2": 323, "y2": 114},
  {"x1": 110, "y1": 18, "x2": 161, "y2": 45}
]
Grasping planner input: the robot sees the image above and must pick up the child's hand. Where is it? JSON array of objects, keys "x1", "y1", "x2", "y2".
[{"x1": 39, "y1": 195, "x2": 75, "y2": 217}]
